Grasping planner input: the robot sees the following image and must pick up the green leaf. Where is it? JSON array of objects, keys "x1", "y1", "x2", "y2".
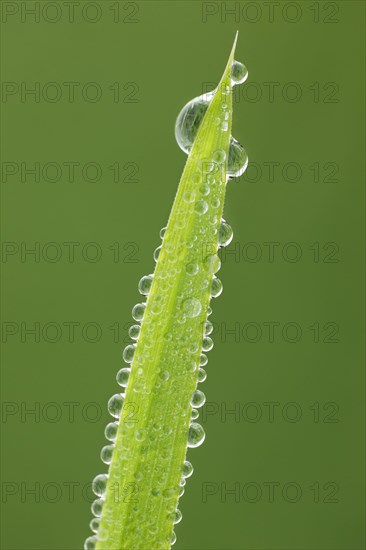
[{"x1": 90, "y1": 33, "x2": 240, "y2": 550}]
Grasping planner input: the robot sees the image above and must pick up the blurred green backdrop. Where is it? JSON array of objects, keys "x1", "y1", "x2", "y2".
[{"x1": 1, "y1": 1, "x2": 365, "y2": 549}]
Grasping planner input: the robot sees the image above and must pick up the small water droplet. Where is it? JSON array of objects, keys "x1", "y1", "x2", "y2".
[
  {"x1": 92, "y1": 474, "x2": 108, "y2": 497},
  {"x1": 219, "y1": 219, "x2": 233, "y2": 247},
  {"x1": 183, "y1": 460, "x2": 194, "y2": 478},
  {"x1": 135, "y1": 429, "x2": 146, "y2": 442},
  {"x1": 183, "y1": 190, "x2": 196, "y2": 203},
  {"x1": 185, "y1": 262, "x2": 199, "y2": 276},
  {"x1": 182, "y1": 297, "x2": 201, "y2": 318},
  {"x1": 91, "y1": 498, "x2": 104, "y2": 517},
  {"x1": 138, "y1": 274, "x2": 153, "y2": 295},
  {"x1": 199, "y1": 184, "x2": 210, "y2": 196},
  {"x1": 202, "y1": 336, "x2": 214, "y2": 352},
  {"x1": 129, "y1": 324, "x2": 141, "y2": 340},
  {"x1": 116, "y1": 367, "x2": 131, "y2": 387},
  {"x1": 212, "y1": 197, "x2": 220, "y2": 208},
  {"x1": 153, "y1": 246, "x2": 162, "y2": 262},
  {"x1": 159, "y1": 370, "x2": 170, "y2": 382},
  {"x1": 108, "y1": 394, "x2": 124, "y2": 419},
  {"x1": 211, "y1": 277, "x2": 223, "y2": 298},
  {"x1": 105, "y1": 421, "x2": 118, "y2": 441},
  {"x1": 122, "y1": 344, "x2": 136, "y2": 363},
  {"x1": 194, "y1": 200, "x2": 208, "y2": 215},
  {"x1": 100, "y1": 444, "x2": 114, "y2": 465},
  {"x1": 191, "y1": 408, "x2": 199, "y2": 420},
  {"x1": 228, "y1": 137, "x2": 248, "y2": 178},
  {"x1": 205, "y1": 321, "x2": 213, "y2": 335},
  {"x1": 213, "y1": 149, "x2": 226, "y2": 164},
  {"x1": 198, "y1": 368, "x2": 207, "y2": 382},
  {"x1": 160, "y1": 227, "x2": 167, "y2": 239},
  {"x1": 231, "y1": 60, "x2": 249, "y2": 85},
  {"x1": 199, "y1": 353, "x2": 208, "y2": 366},
  {"x1": 89, "y1": 517, "x2": 100, "y2": 534},
  {"x1": 204, "y1": 254, "x2": 221, "y2": 274},
  {"x1": 84, "y1": 535, "x2": 97, "y2": 550},
  {"x1": 190, "y1": 389, "x2": 206, "y2": 408},
  {"x1": 171, "y1": 531, "x2": 177, "y2": 545},
  {"x1": 187, "y1": 422, "x2": 205, "y2": 448},
  {"x1": 132, "y1": 303, "x2": 146, "y2": 321}
]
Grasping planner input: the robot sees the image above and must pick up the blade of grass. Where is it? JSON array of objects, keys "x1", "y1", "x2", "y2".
[{"x1": 91, "y1": 33, "x2": 239, "y2": 550}]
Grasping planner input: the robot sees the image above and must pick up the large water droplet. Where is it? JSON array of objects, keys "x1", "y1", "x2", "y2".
[
  {"x1": 204, "y1": 254, "x2": 221, "y2": 274},
  {"x1": 92, "y1": 474, "x2": 108, "y2": 497},
  {"x1": 228, "y1": 137, "x2": 248, "y2": 178},
  {"x1": 175, "y1": 92, "x2": 214, "y2": 153},
  {"x1": 187, "y1": 422, "x2": 205, "y2": 448},
  {"x1": 108, "y1": 394, "x2": 124, "y2": 419},
  {"x1": 182, "y1": 297, "x2": 202, "y2": 318},
  {"x1": 231, "y1": 60, "x2": 248, "y2": 85},
  {"x1": 219, "y1": 219, "x2": 233, "y2": 247}
]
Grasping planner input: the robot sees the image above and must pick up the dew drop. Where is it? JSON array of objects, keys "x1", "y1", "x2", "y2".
[
  {"x1": 211, "y1": 277, "x2": 223, "y2": 298},
  {"x1": 185, "y1": 262, "x2": 199, "y2": 276},
  {"x1": 92, "y1": 474, "x2": 108, "y2": 497},
  {"x1": 104, "y1": 421, "x2": 118, "y2": 442},
  {"x1": 108, "y1": 393, "x2": 124, "y2": 419},
  {"x1": 212, "y1": 198, "x2": 220, "y2": 208},
  {"x1": 84, "y1": 535, "x2": 97, "y2": 550},
  {"x1": 187, "y1": 422, "x2": 205, "y2": 448},
  {"x1": 129, "y1": 324, "x2": 141, "y2": 340},
  {"x1": 199, "y1": 184, "x2": 210, "y2": 196},
  {"x1": 132, "y1": 303, "x2": 146, "y2": 321},
  {"x1": 116, "y1": 367, "x2": 131, "y2": 387},
  {"x1": 122, "y1": 344, "x2": 136, "y2": 363},
  {"x1": 91, "y1": 498, "x2": 104, "y2": 517},
  {"x1": 190, "y1": 389, "x2": 206, "y2": 408},
  {"x1": 202, "y1": 336, "x2": 214, "y2": 352},
  {"x1": 135, "y1": 428, "x2": 146, "y2": 442},
  {"x1": 199, "y1": 353, "x2": 208, "y2": 366},
  {"x1": 175, "y1": 92, "x2": 214, "y2": 154},
  {"x1": 153, "y1": 246, "x2": 162, "y2": 262},
  {"x1": 160, "y1": 227, "x2": 167, "y2": 239},
  {"x1": 198, "y1": 368, "x2": 207, "y2": 382},
  {"x1": 205, "y1": 321, "x2": 213, "y2": 335},
  {"x1": 219, "y1": 219, "x2": 233, "y2": 247},
  {"x1": 182, "y1": 297, "x2": 201, "y2": 318},
  {"x1": 231, "y1": 60, "x2": 249, "y2": 85},
  {"x1": 100, "y1": 444, "x2": 114, "y2": 465},
  {"x1": 138, "y1": 274, "x2": 153, "y2": 296},
  {"x1": 171, "y1": 531, "x2": 177, "y2": 545},
  {"x1": 191, "y1": 408, "x2": 199, "y2": 420},
  {"x1": 171, "y1": 509, "x2": 182, "y2": 524},
  {"x1": 204, "y1": 254, "x2": 221, "y2": 274},
  {"x1": 159, "y1": 370, "x2": 170, "y2": 382},
  {"x1": 213, "y1": 149, "x2": 226, "y2": 164},
  {"x1": 228, "y1": 137, "x2": 248, "y2": 178},
  {"x1": 89, "y1": 517, "x2": 100, "y2": 533},
  {"x1": 194, "y1": 200, "x2": 208, "y2": 215},
  {"x1": 183, "y1": 190, "x2": 196, "y2": 203},
  {"x1": 183, "y1": 460, "x2": 194, "y2": 478}
]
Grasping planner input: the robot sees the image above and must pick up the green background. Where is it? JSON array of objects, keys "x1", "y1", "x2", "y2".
[{"x1": 1, "y1": 1, "x2": 365, "y2": 549}]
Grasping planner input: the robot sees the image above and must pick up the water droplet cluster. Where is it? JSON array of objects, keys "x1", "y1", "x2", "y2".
[{"x1": 85, "y1": 56, "x2": 247, "y2": 549}]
